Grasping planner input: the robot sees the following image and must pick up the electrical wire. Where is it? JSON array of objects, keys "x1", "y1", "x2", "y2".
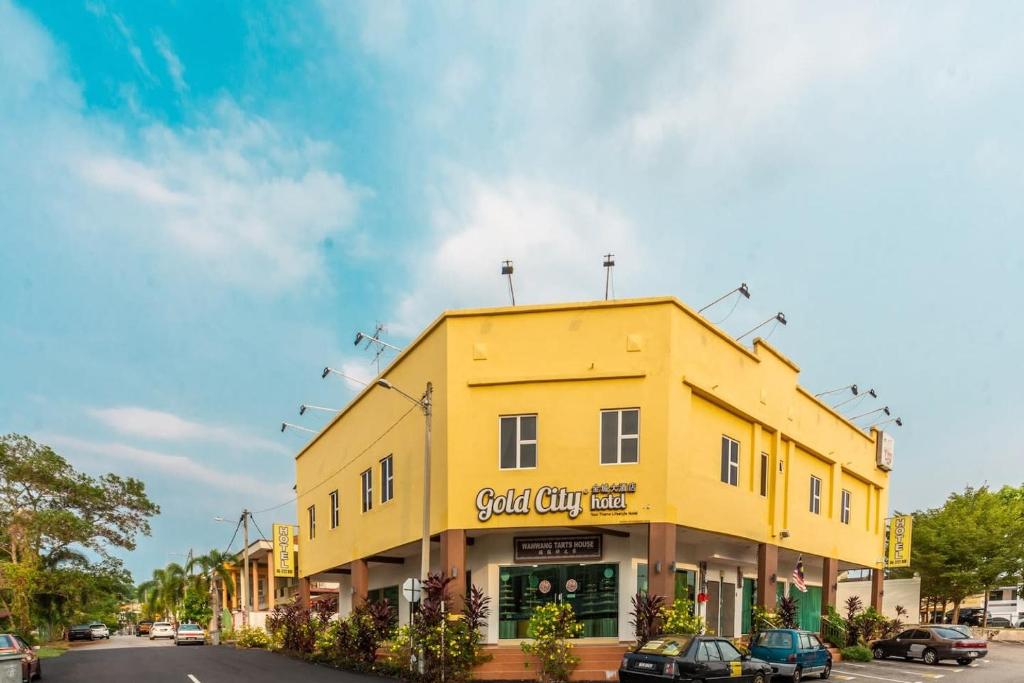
[
  {"x1": 763, "y1": 318, "x2": 782, "y2": 340},
  {"x1": 248, "y1": 514, "x2": 270, "y2": 542},
  {"x1": 251, "y1": 497, "x2": 297, "y2": 515},
  {"x1": 221, "y1": 515, "x2": 243, "y2": 556},
  {"x1": 710, "y1": 293, "x2": 742, "y2": 325}
]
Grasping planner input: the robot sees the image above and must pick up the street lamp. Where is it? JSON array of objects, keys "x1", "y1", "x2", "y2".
[
  {"x1": 299, "y1": 404, "x2": 339, "y2": 416},
  {"x1": 377, "y1": 378, "x2": 433, "y2": 581}
]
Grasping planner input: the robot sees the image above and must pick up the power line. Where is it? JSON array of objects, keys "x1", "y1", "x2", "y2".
[
  {"x1": 248, "y1": 514, "x2": 270, "y2": 542},
  {"x1": 247, "y1": 403, "x2": 420, "y2": 518},
  {"x1": 222, "y1": 515, "x2": 243, "y2": 556}
]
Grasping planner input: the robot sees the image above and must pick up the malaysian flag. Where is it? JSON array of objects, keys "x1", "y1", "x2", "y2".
[{"x1": 792, "y1": 555, "x2": 808, "y2": 593}]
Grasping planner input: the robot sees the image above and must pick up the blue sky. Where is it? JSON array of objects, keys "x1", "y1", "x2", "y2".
[{"x1": 2, "y1": 0, "x2": 1023, "y2": 581}]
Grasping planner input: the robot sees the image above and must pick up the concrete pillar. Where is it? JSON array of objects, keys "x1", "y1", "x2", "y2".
[
  {"x1": 251, "y1": 560, "x2": 260, "y2": 611},
  {"x1": 352, "y1": 559, "x2": 369, "y2": 609},
  {"x1": 298, "y1": 577, "x2": 311, "y2": 609},
  {"x1": 757, "y1": 543, "x2": 778, "y2": 610},
  {"x1": 440, "y1": 529, "x2": 467, "y2": 612},
  {"x1": 220, "y1": 584, "x2": 228, "y2": 610},
  {"x1": 647, "y1": 523, "x2": 676, "y2": 601},
  {"x1": 821, "y1": 557, "x2": 838, "y2": 618},
  {"x1": 871, "y1": 568, "x2": 884, "y2": 611},
  {"x1": 232, "y1": 571, "x2": 240, "y2": 609},
  {"x1": 268, "y1": 564, "x2": 276, "y2": 610}
]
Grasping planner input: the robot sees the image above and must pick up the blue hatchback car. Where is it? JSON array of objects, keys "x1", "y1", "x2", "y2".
[{"x1": 749, "y1": 629, "x2": 832, "y2": 681}]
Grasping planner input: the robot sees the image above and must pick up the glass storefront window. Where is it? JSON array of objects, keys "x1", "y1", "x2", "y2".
[
  {"x1": 499, "y1": 564, "x2": 618, "y2": 638},
  {"x1": 636, "y1": 564, "x2": 696, "y2": 612}
]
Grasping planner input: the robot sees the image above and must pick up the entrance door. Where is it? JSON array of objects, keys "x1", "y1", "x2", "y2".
[
  {"x1": 741, "y1": 578, "x2": 755, "y2": 634},
  {"x1": 498, "y1": 564, "x2": 619, "y2": 639},
  {"x1": 706, "y1": 581, "x2": 737, "y2": 637}
]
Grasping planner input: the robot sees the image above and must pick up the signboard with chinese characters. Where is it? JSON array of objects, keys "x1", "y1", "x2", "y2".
[
  {"x1": 886, "y1": 515, "x2": 913, "y2": 568},
  {"x1": 273, "y1": 523, "x2": 296, "y2": 578},
  {"x1": 876, "y1": 431, "x2": 895, "y2": 471},
  {"x1": 475, "y1": 482, "x2": 638, "y2": 522},
  {"x1": 513, "y1": 535, "x2": 602, "y2": 563}
]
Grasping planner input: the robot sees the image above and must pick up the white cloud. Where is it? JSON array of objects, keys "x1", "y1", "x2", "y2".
[
  {"x1": 153, "y1": 31, "x2": 187, "y2": 93},
  {"x1": 1, "y1": 1, "x2": 363, "y2": 293},
  {"x1": 392, "y1": 175, "x2": 640, "y2": 334},
  {"x1": 42, "y1": 434, "x2": 290, "y2": 500},
  {"x1": 88, "y1": 406, "x2": 289, "y2": 455},
  {"x1": 85, "y1": 1, "x2": 155, "y2": 81}
]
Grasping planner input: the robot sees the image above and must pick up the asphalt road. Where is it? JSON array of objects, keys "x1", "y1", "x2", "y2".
[
  {"x1": 43, "y1": 636, "x2": 1024, "y2": 683},
  {"x1": 45, "y1": 635, "x2": 382, "y2": 683}
]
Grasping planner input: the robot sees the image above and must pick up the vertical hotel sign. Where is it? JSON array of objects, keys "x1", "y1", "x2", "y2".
[
  {"x1": 273, "y1": 523, "x2": 295, "y2": 578},
  {"x1": 887, "y1": 515, "x2": 913, "y2": 568}
]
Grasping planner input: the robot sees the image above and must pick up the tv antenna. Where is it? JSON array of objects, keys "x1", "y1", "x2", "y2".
[
  {"x1": 354, "y1": 323, "x2": 400, "y2": 374},
  {"x1": 603, "y1": 253, "x2": 615, "y2": 300}
]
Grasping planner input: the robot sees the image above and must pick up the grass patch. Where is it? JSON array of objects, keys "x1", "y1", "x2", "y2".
[{"x1": 37, "y1": 645, "x2": 69, "y2": 659}]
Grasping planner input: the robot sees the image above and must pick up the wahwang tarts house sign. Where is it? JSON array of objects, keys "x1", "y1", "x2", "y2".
[{"x1": 475, "y1": 482, "x2": 638, "y2": 522}]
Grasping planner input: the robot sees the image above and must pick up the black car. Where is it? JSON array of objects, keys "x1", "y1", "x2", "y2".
[
  {"x1": 68, "y1": 623, "x2": 94, "y2": 641},
  {"x1": 621, "y1": 634, "x2": 774, "y2": 683},
  {"x1": 944, "y1": 608, "x2": 988, "y2": 626}
]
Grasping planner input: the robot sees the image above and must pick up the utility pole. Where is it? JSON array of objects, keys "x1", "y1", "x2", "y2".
[
  {"x1": 241, "y1": 510, "x2": 250, "y2": 627},
  {"x1": 420, "y1": 382, "x2": 433, "y2": 582}
]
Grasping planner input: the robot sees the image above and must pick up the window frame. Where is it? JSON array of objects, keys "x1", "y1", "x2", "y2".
[
  {"x1": 810, "y1": 475, "x2": 822, "y2": 514},
  {"x1": 381, "y1": 455, "x2": 394, "y2": 503},
  {"x1": 599, "y1": 408, "x2": 640, "y2": 465},
  {"x1": 360, "y1": 468, "x2": 373, "y2": 513},
  {"x1": 498, "y1": 414, "x2": 538, "y2": 470},
  {"x1": 759, "y1": 452, "x2": 769, "y2": 496},
  {"x1": 840, "y1": 489, "x2": 851, "y2": 525},
  {"x1": 720, "y1": 436, "x2": 740, "y2": 486},
  {"x1": 329, "y1": 489, "x2": 339, "y2": 529},
  {"x1": 307, "y1": 504, "x2": 316, "y2": 540}
]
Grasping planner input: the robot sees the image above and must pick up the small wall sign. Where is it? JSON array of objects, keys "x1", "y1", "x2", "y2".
[{"x1": 513, "y1": 535, "x2": 603, "y2": 563}]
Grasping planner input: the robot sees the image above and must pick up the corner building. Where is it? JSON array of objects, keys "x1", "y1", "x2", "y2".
[{"x1": 294, "y1": 297, "x2": 891, "y2": 645}]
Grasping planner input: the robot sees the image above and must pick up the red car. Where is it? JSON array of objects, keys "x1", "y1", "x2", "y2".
[{"x1": 0, "y1": 633, "x2": 42, "y2": 681}]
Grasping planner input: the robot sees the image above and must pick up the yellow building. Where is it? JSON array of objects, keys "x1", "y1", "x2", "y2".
[{"x1": 294, "y1": 296, "x2": 892, "y2": 642}]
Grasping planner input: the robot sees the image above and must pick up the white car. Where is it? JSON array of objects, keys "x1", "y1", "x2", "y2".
[
  {"x1": 174, "y1": 623, "x2": 206, "y2": 646},
  {"x1": 89, "y1": 623, "x2": 110, "y2": 639},
  {"x1": 149, "y1": 622, "x2": 175, "y2": 640}
]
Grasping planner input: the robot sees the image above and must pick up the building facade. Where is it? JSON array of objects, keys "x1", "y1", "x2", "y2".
[{"x1": 294, "y1": 297, "x2": 892, "y2": 642}]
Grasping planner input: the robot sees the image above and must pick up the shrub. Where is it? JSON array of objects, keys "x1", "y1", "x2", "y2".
[
  {"x1": 520, "y1": 602, "x2": 584, "y2": 683},
  {"x1": 629, "y1": 592, "x2": 665, "y2": 647},
  {"x1": 841, "y1": 645, "x2": 873, "y2": 662},
  {"x1": 777, "y1": 596, "x2": 799, "y2": 629},
  {"x1": 266, "y1": 598, "x2": 337, "y2": 656},
  {"x1": 219, "y1": 627, "x2": 236, "y2": 643},
  {"x1": 332, "y1": 600, "x2": 396, "y2": 664},
  {"x1": 660, "y1": 597, "x2": 704, "y2": 635},
  {"x1": 752, "y1": 606, "x2": 780, "y2": 637},
  {"x1": 854, "y1": 607, "x2": 887, "y2": 642},
  {"x1": 236, "y1": 626, "x2": 271, "y2": 649},
  {"x1": 844, "y1": 596, "x2": 864, "y2": 646}
]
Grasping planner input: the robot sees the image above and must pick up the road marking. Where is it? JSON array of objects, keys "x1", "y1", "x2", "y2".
[
  {"x1": 833, "y1": 675, "x2": 857, "y2": 680},
  {"x1": 833, "y1": 668, "x2": 922, "y2": 683},
  {"x1": 188, "y1": 675, "x2": 201, "y2": 683}
]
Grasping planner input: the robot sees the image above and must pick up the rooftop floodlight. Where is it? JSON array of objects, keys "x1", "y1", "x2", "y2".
[
  {"x1": 299, "y1": 404, "x2": 339, "y2": 416},
  {"x1": 815, "y1": 384, "x2": 858, "y2": 398},
  {"x1": 850, "y1": 406, "x2": 890, "y2": 421},
  {"x1": 354, "y1": 330, "x2": 402, "y2": 352},
  {"x1": 834, "y1": 387, "x2": 877, "y2": 408},
  {"x1": 870, "y1": 417, "x2": 903, "y2": 429},
  {"x1": 281, "y1": 422, "x2": 316, "y2": 434},
  {"x1": 736, "y1": 312, "x2": 787, "y2": 341},
  {"x1": 698, "y1": 282, "x2": 751, "y2": 314},
  {"x1": 321, "y1": 367, "x2": 369, "y2": 386},
  {"x1": 353, "y1": 331, "x2": 364, "y2": 346},
  {"x1": 501, "y1": 260, "x2": 516, "y2": 305}
]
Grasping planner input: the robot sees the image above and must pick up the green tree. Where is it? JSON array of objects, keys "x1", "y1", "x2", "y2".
[
  {"x1": 137, "y1": 563, "x2": 186, "y2": 622},
  {"x1": 0, "y1": 434, "x2": 159, "y2": 633},
  {"x1": 912, "y1": 485, "x2": 1024, "y2": 624},
  {"x1": 180, "y1": 589, "x2": 213, "y2": 625}
]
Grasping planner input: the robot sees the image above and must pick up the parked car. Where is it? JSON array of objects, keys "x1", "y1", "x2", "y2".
[
  {"x1": 174, "y1": 623, "x2": 206, "y2": 646},
  {"x1": 88, "y1": 623, "x2": 109, "y2": 640},
  {"x1": 149, "y1": 622, "x2": 175, "y2": 640},
  {"x1": 987, "y1": 616, "x2": 1012, "y2": 628},
  {"x1": 871, "y1": 625, "x2": 988, "y2": 666},
  {"x1": 945, "y1": 608, "x2": 989, "y2": 626},
  {"x1": 620, "y1": 634, "x2": 775, "y2": 682},
  {"x1": 750, "y1": 628, "x2": 831, "y2": 681},
  {"x1": 0, "y1": 633, "x2": 42, "y2": 681},
  {"x1": 68, "y1": 624, "x2": 94, "y2": 641},
  {"x1": 137, "y1": 621, "x2": 153, "y2": 637}
]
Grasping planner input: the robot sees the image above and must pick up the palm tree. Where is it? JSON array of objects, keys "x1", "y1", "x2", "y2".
[
  {"x1": 186, "y1": 549, "x2": 235, "y2": 631},
  {"x1": 138, "y1": 563, "x2": 186, "y2": 622}
]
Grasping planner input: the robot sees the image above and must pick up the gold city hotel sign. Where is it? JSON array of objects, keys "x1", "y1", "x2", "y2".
[
  {"x1": 475, "y1": 482, "x2": 638, "y2": 522},
  {"x1": 273, "y1": 523, "x2": 296, "y2": 578}
]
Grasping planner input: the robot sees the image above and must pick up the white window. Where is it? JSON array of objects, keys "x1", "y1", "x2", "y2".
[
  {"x1": 381, "y1": 455, "x2": 394, "y2": 503},
  {"x1": 720, "y1": 436, "x2": 740, "y2": 486},
  {"x1": 499, "y1": 415, "x2": 537, "y2": 469},
  {"x1": 329, "y1": 489, "x2": 339, "y2": 529},
  {"x1": 841, "y1": 489, "x2": 851, "y2": 525},
  {"x1": 307, "y1": 505, "x2": 316, "y2": 539},
  {"x1": 361, "y1": 468, "x2": 373, "y2": 513},
  {"x1": 810, "y1": 476, "x2": 822, "y2": 514},
  {"x1": 600, "y1": 408, "x2": 639, "y2": 464}
]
